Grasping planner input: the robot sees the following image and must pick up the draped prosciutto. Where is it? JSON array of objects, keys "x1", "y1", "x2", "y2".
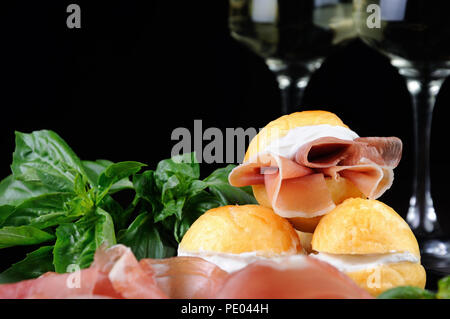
[
  {"x1": 229, "y1": 135, "x2": 402, "y2": 219},
  {"x1": 0, "y1": 245, "x2": 227, "y2": 299},
  {"x1": 215, "y1": 255, "x2": 372, "y2": 299},
  {"x1": 0, "y1": 245, "x2": 372, "y2": 299},
  {"x1": 140, "y1": 257, "x2": 229, "y2": 298},
  {"x1": 0, "y1": 245, "x2": 167, "y2": 299}
]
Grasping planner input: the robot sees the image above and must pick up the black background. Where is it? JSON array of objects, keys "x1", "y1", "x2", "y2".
[{"x1": 0, "y1": 1, "x2": 449, "y2": 283}]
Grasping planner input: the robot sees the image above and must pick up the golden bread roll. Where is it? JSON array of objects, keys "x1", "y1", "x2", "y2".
[
  {"x1": 311, "y1": 198, "x2": 426, "y2": 296},
  {"x1": 178, "y1": 205, "x2": 302, "y2": 272}
]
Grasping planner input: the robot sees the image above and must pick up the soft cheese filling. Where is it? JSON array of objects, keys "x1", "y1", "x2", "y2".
[
  {"x1": 248, "y1": 124, "x2": 359, "y2": 163},
  {"x1": 311, "y1": 251, "x2": 419, "y2": 272},
  {"x1": 177, "y1": 249, "x2": 306, "y2": 273}
]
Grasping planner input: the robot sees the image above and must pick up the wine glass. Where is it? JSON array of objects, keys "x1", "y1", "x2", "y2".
[
  {"x1": 229, "y1": 0, "x2": 356, "y2": 114},
  {"x1": 354, "y1": 0, "x2": 450, "y2": 274}
]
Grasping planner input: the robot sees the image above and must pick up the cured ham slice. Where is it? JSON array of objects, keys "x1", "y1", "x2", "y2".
[
  {"x1": 351, "y1": 137, "x2": 403, "y2": 167},
  {"x1": 215, "y1": 256, "x2": 372, "y2": 299},
  {"x1": 140, "y1": 256, "x2": 229, "y2": 299},
  {"x1": 295, "y1": 137, "x2": 354, "y2": 168},
  {"x1": 228, "y1": 162, "x2": 267, "y2": 187},
  {"x1": 229, "y1": 136, "x2": 402, "y2": 219},
  {"x1": 0, "y1": 245, "x2": 374, "y2": 299},
  {"x1": 0, "y1": 268, "x2": 100, "y2": 299},
  {"x1": 321, "y1": 164, "x2": 391, "y2": 199},
  {"x1": 265, "y1": 172, "x2": 335, "y2": 218},
  {"x1": 0, "y1": 245, "x2": 167, "y2": 299},
  {"x1": 92, "y1": 245, "x2": 167, "y2": 299}
]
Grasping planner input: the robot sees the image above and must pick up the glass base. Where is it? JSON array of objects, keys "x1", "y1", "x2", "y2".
[{"x1": 420, "y1": 238, "x2": 450, "y2": 276}]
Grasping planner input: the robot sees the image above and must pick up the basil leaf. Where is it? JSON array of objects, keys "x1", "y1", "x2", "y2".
[
  {"x1": 133, "y1": 170, "x2": 161, "y2": 211},
  {"x1": 118, "y1": 213, "x2": 176, "y2": 260},
  {"x1": 204, "y1": 164, "x2": 257, "y2": 205},
  {"x1": 96, "y1": 161, "x2": 146, "y2": 203},
  {"x1": 100, "y1": 195, "x2": 127, "y2": 231},
  {"x1": 73, "y1": 173, "x2": 88, "y2": 197},
  {"x1": 94, "y1": 207, "x2": 116, "y2": 248},
  {"x1": 161, "y1": 175, "x2": 191, "y2": 203},
  {"x1": 82, "y1": 160, "x2": 133, "y2": 193},
  {"x1": 0, "y1": 246, "x2": 54, "y2": 284},
  {"x1": 0, "y1": 175, "x2": 55, "y2": 207},
  {"x1": 2, "y1": 193, "x2": 79, "y2": 229},
  {"x1": 377, "y1": 286, "x2": 436, "y2": 299},
  {"x1": 0, "y1": 205, "x2": 15, "y2": 226},
  {"x1": 174, "y1": 191, "x2": 222, "y2": 242},
  {"x1": 157, "y1": 176, "x2": 208, "y2": 223},
  {"x1": 154, "y1": 197, "x2": 186, "y2": 222},
  {"x1": 0, "y1": 226, "x2": 54, "y2": 249},
  {"x1": 155, "y1": 152, "x2": 199, "y2": 189},
  {"x1": 437, "y1": 276, "x2": 450, "y2": 299},
  {"x1": 53, "y1": 208, "x2": 116, "y2": 273},
  {"x1": 12, "y1": 130, "x2": 87, "y2": 192},
  {"x1": 82, "y1": 160, "x2": 114, "y2": 185}
]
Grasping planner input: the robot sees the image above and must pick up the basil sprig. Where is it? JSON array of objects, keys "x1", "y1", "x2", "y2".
[{"x1": 0, "y1": 130, "x2": 255, "y2": 283}]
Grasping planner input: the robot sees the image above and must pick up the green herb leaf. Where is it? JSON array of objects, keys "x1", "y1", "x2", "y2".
[
  {"x1": 12, "y1": 130, "x2": 87, "y2": 192},
  {"x1": 437, "y1": 275, "x2": 450, "y2": 299},
  {"x1": 204, "y1": 164, "x2": 257, "y2": 205},
  {"x1": 377, "y1": 286, "x2": 436, "y2": 299},
  {"x1": 53, "y1": 208, "x2": 116, "y2": 273},
  {"x1": 82, "y1": 160, "x2": 134, "y2": 193},
  {"x1": 0, "y1": 205, "x2": 15, "y2": 226},
  {"x1": 118, "y1": 213, "x2": 176, "y2": 260},
  {"x1": 0, "y1": 226, "x2": 55, "y2": 249},
  {"x1": 133, "y1": 170, "x2": 161, "y2": 211},
  {"x1": 155, "y1": 197, "x2": 186, "y2": 222},
  {"x1": 0, "y1": 175, "x2": 55, "y2": 207},
  {"x1": 154, "y1": 152, "x2": 199, "y2": 189},
  {"x1": 96, "y1": 161, "x2": 146, "y2": 203},
  {"x1": 0, "y1": 246, "x2": 54, "y2": 284},
  {"x1": 2, "y1": 193, "x2": 79, "y2": 229},
  {"x1": 100, "y1": 195, "x2": 127, "y2": 231},
  {"x1": 94, "y1": 207, "x2": 116, "y2": 248}
]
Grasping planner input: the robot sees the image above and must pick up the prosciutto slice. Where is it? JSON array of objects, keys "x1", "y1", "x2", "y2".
[
  {"x1": 229, "y1": 136, "x2": 402, "y2": 219},
  {"x1": 0, "y1": 245, "x2": 167, "y2": 299},
  {"x1": 0, "y1": 267, "x2": 101, "y2": 299},
  {"x1": 92, "y1": 245, "x2": 167, "y2": 299},
  {"x1": 0, "y1": 245, "x2": 373, "y2": 299},
  {"x1": 140, "y1": 256, "x2": 229, "y2": 299},
  {"x1": 215, "y1": 256, "x2": 372, "y2": 299}
]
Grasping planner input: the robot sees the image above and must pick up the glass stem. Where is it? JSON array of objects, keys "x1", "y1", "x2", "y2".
[
  {"x1": 405, "y1": 76, "x2": 444, "y2": 238},
  {"x1": 275, "y1": 74, "x2": 309, "y2": 115},
  {"x1": 266, "y1": 59, "x2": 324, "y2": 115}
]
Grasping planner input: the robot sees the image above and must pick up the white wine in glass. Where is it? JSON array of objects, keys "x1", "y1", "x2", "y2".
[
  {"x1": 354, "y1": 0, "x2": 450, "y2": 274},
  {"x1": 229, "y1": 0, "x2": 356, "y2": 114}
]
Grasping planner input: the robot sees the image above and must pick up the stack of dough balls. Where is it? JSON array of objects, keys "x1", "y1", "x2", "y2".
[{"x1": 179, "y1": 110, "x2": 425, "y2": 297}]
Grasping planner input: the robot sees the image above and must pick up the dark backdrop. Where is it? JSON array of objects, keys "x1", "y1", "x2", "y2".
[{"x1": 1, "y1": 1, "x2": 449, "y2": 276}]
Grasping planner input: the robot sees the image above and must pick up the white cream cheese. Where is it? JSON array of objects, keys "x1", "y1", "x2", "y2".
[
  {"x1": 311, "y1": 251, "x2": 419, "y2": 272},
  {"x1": 250, "y1": 124, "x2": 359, "y2": 162},
  {"x1": 177, "y1": 249, "x2": 306, "y2": 273}
]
